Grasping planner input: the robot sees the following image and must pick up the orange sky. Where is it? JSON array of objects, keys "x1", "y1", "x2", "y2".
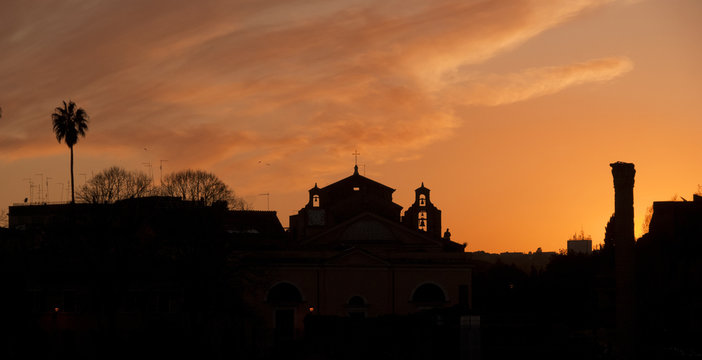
[{"x1": 2, "y1": 0, "x2": 701, "y2": 252}]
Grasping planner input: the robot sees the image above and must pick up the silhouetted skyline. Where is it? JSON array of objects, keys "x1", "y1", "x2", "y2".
[
  {"x1": 5, "y1": 163, "x2": 701, "y2": 359},
  {"x1": 2, "y1": 1, "x2": 702, "y2": 252}
]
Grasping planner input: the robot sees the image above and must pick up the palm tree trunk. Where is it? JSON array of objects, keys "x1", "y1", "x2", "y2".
[{"x1": 70, "y1": 145, "x2": 75, "y2": 204}]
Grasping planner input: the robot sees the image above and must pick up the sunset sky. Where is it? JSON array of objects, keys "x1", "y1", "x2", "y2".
[{"x1": 2, "y1": 0, "x2": 701, "y2": 252}]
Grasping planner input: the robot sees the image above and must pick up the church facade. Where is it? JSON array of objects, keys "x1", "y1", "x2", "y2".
[{"x1": 240, "y1": 166, "x2": 472, "y2": 341}]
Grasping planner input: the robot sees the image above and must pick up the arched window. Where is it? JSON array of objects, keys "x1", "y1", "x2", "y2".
[
  {"x1": 312, "y1": 195, "x2": 320, "y2": 207},
  {"x1": 419, "y1": 194, "x2": 426, "y2": 206},
  {"x1": 267, "y1": 282, "x2": 303, "y2": 305},
  {"x1": 418, "y1": 211, "x2": 427, "y2": 231},
  {"x1": 411, "y1": 283, "x2": 446, "y2": 303}
]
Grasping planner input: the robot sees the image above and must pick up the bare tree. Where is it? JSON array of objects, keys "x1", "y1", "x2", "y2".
[
  {"x1": 228, "y1": 196, "x2": 250, "y2": 210},
  {"x1": 161, "y1": 169, "x2": 247, "y2": 208},
  {"x1": 78, "y1": 166, "x2": 152, "y2": 203},
  {"x1": 0, "y1": 209, "x2": 8, "y2": 228},
  {"x1": 642, "y1": 205, "x2": 654, "y2": 234}
]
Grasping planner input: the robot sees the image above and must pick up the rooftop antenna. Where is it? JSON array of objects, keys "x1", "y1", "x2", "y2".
[
  {"x1": 143, "y1": 147, "x2": 154, "y2": 186},
  {"x1": 35, "y1": 173, "x2": 43, "y2": 203},
  {"x1": 143, "y1": 161, "x2": 153, "y2": 186},
  {"x1": 22, "y1": 178, "x2": 32, "y2": 204},
  {"x1": 46, "y1": 177, "x2": 52, "y2": 202},
  {"x1": 259, "y1": 193, "x2": 270, "y2": 211},
  {"x1": 159, "y1": 160, "x2": 168, "y2": 186}
]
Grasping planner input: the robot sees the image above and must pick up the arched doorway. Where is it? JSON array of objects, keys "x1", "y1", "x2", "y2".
[
  {"x1": 266, "y1": 282, "x2": 304, "y2": 340},
  {"x1": 411, "y1": 283, "x2": 447, "y2": 306},
  {"x1": 346, "y1": 295, "x2": 368, "y2": 318}
]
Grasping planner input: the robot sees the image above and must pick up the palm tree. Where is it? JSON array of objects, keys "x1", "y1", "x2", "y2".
[{"x1": 52, "y1": 100, "x2": 89, "y2": 204}]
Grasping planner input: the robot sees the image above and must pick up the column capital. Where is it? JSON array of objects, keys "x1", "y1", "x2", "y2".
[{"x1": 611, "y1": 162, "x2": 635, "y2": 188}]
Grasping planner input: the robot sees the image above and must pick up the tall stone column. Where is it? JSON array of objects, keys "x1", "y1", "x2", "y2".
[{"x1": 610, "y1": 162, "x2": 636, "y2": 359}]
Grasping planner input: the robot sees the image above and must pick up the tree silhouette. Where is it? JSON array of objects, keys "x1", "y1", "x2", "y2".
[
  {"x1": 161, "y1": 169, "x2": 248, "y2": 208},
  {"x1": 0, "y1": 209, "x2": 7, "y2": 228},
  {"x1": 51, "y1": 100, "x2": 89, "y2": 204},
  {"x1": 78, "y1": 166, "x2": 152, "y2": 203},
  {"x1": 603, "y1": 213, "x2": 615, "y2": 250}
]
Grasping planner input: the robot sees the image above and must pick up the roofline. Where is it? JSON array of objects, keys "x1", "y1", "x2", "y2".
[{"x1": 320, "y1": 171, "x2": 396, "y2": 192}]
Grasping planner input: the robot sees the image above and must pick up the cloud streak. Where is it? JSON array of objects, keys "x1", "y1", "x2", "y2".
[
  {"x1": 446, "y1": 56, "x2": 634, "y2": 106},
  {"x1": 0, "y1": 0, "x2": 633, "y2": 192}
]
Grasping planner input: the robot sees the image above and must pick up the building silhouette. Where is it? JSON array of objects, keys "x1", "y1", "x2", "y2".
[
  {"x1": 636, "y1": 193, "x2": 702, "y2": 358},
  {"x1": 567, "y1": 232, "x2": 592, "y2": 255},
  {"x1": 2, "y1": 167, "x2": 473, "y2": 359},
  {"x1": 3, "y1": 197, "x2": 283, "y2": 359},
  {"x1": 8, "y1": 161, "x2": 700, "y2": 359},
  {"x1": 242, "y1": 166, "x2": 471, "y2": 353}
]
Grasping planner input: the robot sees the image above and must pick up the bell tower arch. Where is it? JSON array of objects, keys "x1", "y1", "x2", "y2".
[{"x1": 402, "y1": 183, "x2": 442, "y2": 238}]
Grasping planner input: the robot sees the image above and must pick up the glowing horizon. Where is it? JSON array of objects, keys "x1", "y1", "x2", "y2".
[{"x1": 2, "y1": 0, "x2": 702, "y2": 252}]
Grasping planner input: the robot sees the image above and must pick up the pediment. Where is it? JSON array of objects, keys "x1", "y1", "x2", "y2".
[
  {"x1": 340, "y1": 219, "x2": 396, "y2": 243},
  {"x1": 301, "y1": 212, "x2": 444, "y2": 250},
  {"x1": 323, "y1": 172, "x2": 395, "y2": 193},
  {"x1": 324, "y1": 248, "x2": 390, "y2": 266}
]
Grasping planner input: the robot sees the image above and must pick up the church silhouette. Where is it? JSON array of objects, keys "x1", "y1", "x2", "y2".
[{"x1": 240, "y1": 165, "x2": 471, "y2": 344}]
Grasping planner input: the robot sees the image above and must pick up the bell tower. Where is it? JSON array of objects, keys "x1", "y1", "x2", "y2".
[
  {"x1": 402, "y1": 183, "x2": 442, "y2": 238},
  {"x1": 308, "y1": 183, "x2": 321, "y2": 208}
]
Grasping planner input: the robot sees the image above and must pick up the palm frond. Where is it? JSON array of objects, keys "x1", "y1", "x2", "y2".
[{"x1": 51, "y1": 100, "x2": 89, "y2": 146}]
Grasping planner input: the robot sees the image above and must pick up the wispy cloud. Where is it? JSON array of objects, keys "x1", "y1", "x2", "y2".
[
  {"x1": 445, "y1": 56, "x2": 634, "y2": 106},
  {"x1": 0, "y1": 0, "x2": 633, "y2": 192}
]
